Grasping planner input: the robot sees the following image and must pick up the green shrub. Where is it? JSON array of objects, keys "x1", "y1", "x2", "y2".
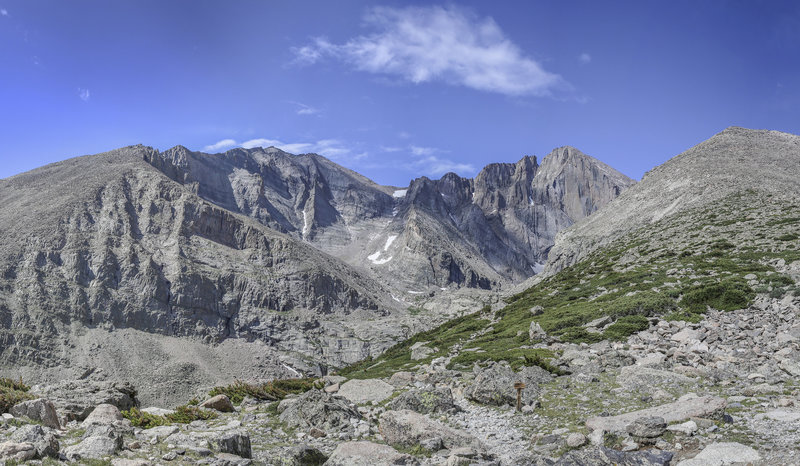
[
  {"x1": 121, "y1": 407, "x2": 167, "y2": 429},
  {"x1": 682, "y1": 277, "x2": 753, "y2": 312},
  {"x1": 603, "y1": 315, "x2": 650, "y2": 340},
  {"x1": 209, "y1": 378, "x2": 321, "y2": 404},
  {"x1": 166, "y1": 405, "x2": 217, "y2": 423},
  {"x1": 777, "y1": 233, "x2": 799, "y2": 241},
  {"x1": 558, "y1": 327, "x2": 604, "y2": 344},
  {"x1": 0, "y1": 377, "x2": 33, "y2": 413}
]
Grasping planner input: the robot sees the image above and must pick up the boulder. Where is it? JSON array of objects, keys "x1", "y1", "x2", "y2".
[
  {"x1": 325, "y1": 441, "x2": 419, "y2": 466},
  {"x1": 380, "y1": 409, "x2": 482, "y2": 451},
  {"x1": 465, "y1": 362, "x2": 551, "y2": 407},
  {"x1": 200, "y1": 394, "x2": 235, "y2": 413},
  {"x1": 555, "y1": 447, "x2": 673, "y2": 465},
  {"x1": 676, "y1": 442, "x2": 760, "y2": 465},
  {"x1": 281, "y1": 444, "x2": 327, "y2": 465},
  {"x1": 213, "y1": 430, "x2": 251, "y2": 459},
  {"x1": 82, "y1": 403, "x2": 124, "y2": 425},
  {"x1": 31, "y1": 380, "x2": 137, "y2": 422},
  {"x1": 389, "y1": 387, "x2": 459, "y2": 414},
  {"x1": 388, "y1": 372, "x2": 415, "y2": 388},
  {"x1": 10, "y1": 424, "x2": 59, "y2": 458},
  {"x1": 0, "y1": 441, "x2": 37, "y2": 461},
  {"x1": 337, "y1": 379, "x2": 395, "y2": 404},
  {"x1": 410, "y1": 342, "x2": 436, "y2": 361},
  {"x1": 529, "y1": 321, "x2": 547, "y2": 340},
  {"x1": 586, "y1": 395, "x2": 726, "y2": 433},
  {"x1": 278, "y1": 390, "x2": 361, "y2": 432},
  {"x1": 617, "y1": 366, "x2": 694, "y2": 391},
  {"x1": 9, "y1": 398, "x2": 60, "y2": 429},
  {"x1": 626, "y1": 416, "x2": 667, "y2": 439},
  {"x1": 566, "y1": 432, "x2": 587, "y2": 448},
  {"x1": 63, "y1": 435, "x2": 122, "y2": 460}
]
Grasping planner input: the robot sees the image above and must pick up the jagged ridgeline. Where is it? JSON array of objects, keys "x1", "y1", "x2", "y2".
[
  {"x1": 0, "y1": 141, "x2": 631, "y2": 405},
  {"x1": 343, "y1": 127, "x2": 800, "y2": 378}
]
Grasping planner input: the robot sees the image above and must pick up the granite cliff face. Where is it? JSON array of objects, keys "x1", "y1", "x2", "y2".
[{"x1": 0, "y1": 143, "x2": 632, "y2": 404}]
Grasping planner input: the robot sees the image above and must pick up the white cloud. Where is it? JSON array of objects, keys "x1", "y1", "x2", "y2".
[
  {"x1": 290, "y1": 101, "x2": 321, "y2": 116},
  {"x1": 411, "y1": 155, "x2": 475, "y2": 177},
  {"x1": 204, "y1": 137, "x2": 356, "y2": 162},
  {"x1": 0, "y1": 9, "x2": 8, "y2": 16},
  {"x1": 78, "y1": 88, "x2": 90, "y2": 101},
  {"x1": 579, "y1": 53, "x2": 592, "y2": 64},
  {"x1": 292, "y1": 5, "x2": 564, "y2": 97},
  {"x1": 203, "y1": 139, "x2": 237, "y2": 152},
  {"x1": 380, "y1": 146, "x2": 402, "y2": 152},
  {"x1": 410, "y1": 145, "x2": 437, "y2": 156}
]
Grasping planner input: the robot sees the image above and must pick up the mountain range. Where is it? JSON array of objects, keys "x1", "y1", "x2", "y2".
[{"x1": 0, "y1": 142, "x2": 632, "y2": 404}]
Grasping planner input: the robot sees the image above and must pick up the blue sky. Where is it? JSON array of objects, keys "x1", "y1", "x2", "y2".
[{"x1": 1, "y1": 1, "x2": 798, "y2": 186}]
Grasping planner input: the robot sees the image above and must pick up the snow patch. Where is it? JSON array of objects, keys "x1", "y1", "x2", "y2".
[
  {"x1": 384, "y1": 235, "x2": 398, "y2": 251},
  {"x1": 282, "y1": 363, "x2": 301, "y2": 377},
  {"x1": 408, "y1": 290, "x2": 424, "y2": 295},
  {"x1": 302, "y1": 210, "x2": 311, "y2": 238},
  {"x1": 528, "y1": 195, "x2": 534, "y2": 206},
  {"x1": 531, "y1": 262, "x2": 545, "y2": 274},
  {"x1": 393, "y1": 189, "x2": 407, "y2": 198}
]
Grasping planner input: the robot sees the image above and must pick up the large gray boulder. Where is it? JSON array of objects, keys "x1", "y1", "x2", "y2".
[
  {"x1": 389, "y1": 386, "x2": 459, "y2": 414},
  {"x1": 213, "y1": 430, "x2": 251, "y2": 459},
  {"x1": 82, "y1": 403, "x2": 124, "y2": 426},
  {"x1": 325, "y1": 441, "x2": 418, "y2": 466},
  {"x1": 10, "y1": 425, "x2": 59, "y2": 458},
  {"x1": 9, "y1": 398, "x2": 60, "y2": 429},
  {"x1": 465, "y1": 362, "x2": 552, "y2": 407},
  {"x1": 554, "y1": 447, "x2": 673, "y2": 465},
  {"x1": 379, "y1": 409, "x2": 482, "y2": 451},
  {"x1": 586, "y1": 395, "x2": 727, "y2": 433},
  {"x1": 63, "y1": 435, "x2": 123, "y2": 461},
  {"x1": 336, "y1": 379, "x2": 395, "y2": 405},
  {"x1": 31, "y1": 380, "x2": 137, "y2": 422},
  {"x1": 279, "y1": 389, "x2": 361, "y2": 432},
  {"x1": 0, "y1": 441, "x2": 36, "y2": 461},
  {"x1": 676, "y1": 442, "x2": 760, "y2": 465}
]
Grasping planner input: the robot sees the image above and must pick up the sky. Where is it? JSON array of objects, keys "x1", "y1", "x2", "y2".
[{"x1": 1, "y1": 1, "x2": 799, "y2": 187}]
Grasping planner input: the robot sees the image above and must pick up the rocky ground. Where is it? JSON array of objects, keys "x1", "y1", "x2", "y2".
[{"x1": 0, "y1": 291, "x2": 796, "y2": 465}]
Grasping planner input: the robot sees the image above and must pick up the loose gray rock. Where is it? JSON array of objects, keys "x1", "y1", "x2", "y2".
[
  {"x1": 325, "y1": 441, "x2": 419, "y2": 466},
  {"x1": 0, "y1": 441, "x2": 36, "y2": 461},
  {"x1": 379, "y1": 409, "x2": 482, "y2": 451},
  {"x1": 336, "y1": 379, "x2": 395, "y2": 404},
  {"x1": 465, "y1": 362, "x2": 551, "y2": 407},
  {"x1": 389, "y1": 386, "x2": 459, "y2": 414},
  {"x1": 213, "y1": 430, "x2": 252, "y2": 459},
  {"x1": 586, "y1": 395, "x2": 726, "y2": 433},
  {"x1": 280, "y1": 444, "x2": 327, "y2": 465},
  {"x1": 10, "y1": 424, "x2": 59, "y2": 458},
  {"x1": 31, "y1": 380, "x2": 137, "y2": 421},
  {"x1": 9, "y1": 398, "x2": 60, "y2": 429},
  {"x1": 555, "y1": 447, "x2": 673, "y2": 465},
  {"x1": 279, "y1": 390, "x2": 361, "y2": 432},
  {"x1": 83, "y1": 403, "x2": 124, "y2": 425},
  {"x1": 566, "y1": 432, "x2": 587, "y2": 448},
  {"x1": 200, "y1": 394, "x2": 235, "y2": 413},
  {"x1": 676, "y1": 442, "x2": 760, "y2": 465},
  {"x1": 63, "y1": 435, "x2": 122, "y2": 460},
  {"x1": 626, "y1": 416, "x2": 667, "y2": 439}
]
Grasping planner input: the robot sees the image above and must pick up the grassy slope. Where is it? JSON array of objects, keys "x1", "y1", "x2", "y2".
[{"x1": 342, "y1": 189, "x2": 800, "y2": 379}]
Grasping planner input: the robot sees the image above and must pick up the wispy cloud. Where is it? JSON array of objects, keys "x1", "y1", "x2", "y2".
[
  {"x1": 410, "y1": 155, "x2": 475, "y2": 177},
  {"x1": 0, "y1": 9, "x2": 8, "y2": 16},
  {"x1": 292, "y1": 5, "x2": 565, "y2": 97},
  {"x1": 203, "y1": 139, "x2": 237, "y2": 152},
  {"x1": 410, "y1": 145, "x2": 437, "y2": 156},
  {"x1": 579, "y1": 53, "x2": 592, "y2": 64},
  {"x1": 201, "y1": 137, "x2": 357, "y2": 162},
  {"x1": 78, "y1": 88, "x2": 90, "y2": 102},
  {"x1": 289, "y1": 101, "x2": 321, "y2": 116},
  {"x1": 380, "y1": 146, "x2": 403, "y2": 153}
]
